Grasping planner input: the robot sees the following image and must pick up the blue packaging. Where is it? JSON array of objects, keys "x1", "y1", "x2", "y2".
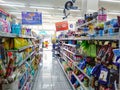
[
  {"x1": 99, "y1": 30, "x2": 103, "y2": 36},
  {"x1": 108, "y1": 28, "x2": 113, "y2": 36}
]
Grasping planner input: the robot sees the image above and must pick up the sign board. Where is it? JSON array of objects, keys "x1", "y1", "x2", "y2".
[
  {"x1": 22, "y1": 12, "x2": 42, "y2": 25},
  {"x1": 55, "y1": 21, "x2": 68, "y2": 31}
]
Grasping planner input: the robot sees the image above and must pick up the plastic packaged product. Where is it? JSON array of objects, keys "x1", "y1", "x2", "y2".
[
  {"x1": 22, "y1": 28, "x2": 26, "y2": 35},
  {"x1": 70, "y1": 75, "x2": 76, "y2": 84},
  {"x1": 83, "y1": 77, "x2": 89, "y2": 87},
  {"x1": 15, "y1": 52, "x2": 23, "y2": 65},
  {"x1": 11, "y1": 24, "x2": 21, "y2": 35},
  {"x1": 26, "y1": 28, "x2": 31, "y2": 36},
  {"x1": 98, "y1": 66, "x2": 109, "y2": 85},
  {"x1": 14, "y1": 38, "x2": 22, "y2": 50}
]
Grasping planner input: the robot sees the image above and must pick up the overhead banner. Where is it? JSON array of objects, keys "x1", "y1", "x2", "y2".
[
  {"x1": 55, "y1": 21, "x2": 68, "y2": 31},
  {"x1": 22, "y1": 12, "x2": 42, "y2": 25}
]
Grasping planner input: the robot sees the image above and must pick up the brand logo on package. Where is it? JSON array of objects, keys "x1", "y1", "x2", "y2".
[
  {"x1": 22, "y1": 12, "x2": 42, "y2": 25},
  {"x1": 55, "y1": 21, "x2": 68, "y2": 31}
]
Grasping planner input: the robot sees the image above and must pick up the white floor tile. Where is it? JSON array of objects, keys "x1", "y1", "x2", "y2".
[{"x1": 32, "y1": 46, "x2": 72, "y2": 90}]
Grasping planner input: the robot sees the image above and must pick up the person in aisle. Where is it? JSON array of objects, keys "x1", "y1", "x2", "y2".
[{"x1": 44, "y1": 41, "x2": 49, "y2": 48}]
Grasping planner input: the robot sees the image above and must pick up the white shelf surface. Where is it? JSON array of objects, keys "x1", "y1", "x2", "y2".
[
  {"x1": 0, "y1": 31, "x2": 35, "y2": 38},
  {"x1": 63, "y1": 43, "x2": 76, "y2": 47},
  {"x1": 72, "y1": 72, "x2": 89, "y2": 90},
  {"x1": 57, "y1": 58, "x2": 76, "y2": 90},
  {"x1": 75, "y1": 65, "x2": 91, "y2": 80},
  {"x1": 63, "y1": 48, "x2": 75, "y2": 55},
  {"x1": 7, "y1": 45, "x2": 33, "y2": 52}
]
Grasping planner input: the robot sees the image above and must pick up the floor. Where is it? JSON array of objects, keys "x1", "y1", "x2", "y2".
[{"x1": 32, "y1": 46, "x2": 72, "y2": 90}]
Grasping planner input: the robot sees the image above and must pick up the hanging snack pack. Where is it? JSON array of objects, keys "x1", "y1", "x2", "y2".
[
  {"x1": 101, "y1": 44, "x2": 114, "y2": 65},
  {"x1": 98, "y1": 66, "x2": 109, "y2": 85}
]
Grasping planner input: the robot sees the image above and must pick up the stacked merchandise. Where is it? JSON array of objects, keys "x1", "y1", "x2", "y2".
[
  {"x1": 0, "y1": 9, "x2": 42, "y2": 90},
  {"x1": 57, "y1": 7, "x2": 120, "y2": 90}
]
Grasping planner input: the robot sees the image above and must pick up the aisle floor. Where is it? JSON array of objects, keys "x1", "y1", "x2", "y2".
[{"x1": 32, "y1": 48, "x2": 72, "y2": 90}]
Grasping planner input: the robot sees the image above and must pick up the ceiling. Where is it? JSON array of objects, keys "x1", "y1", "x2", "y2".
[{"x1": 0, "y1": 0, "x2": 120, "y2": 24}]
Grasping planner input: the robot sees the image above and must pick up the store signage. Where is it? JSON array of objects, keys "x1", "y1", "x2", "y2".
[
  {"x1": 22, "y1": 12, "x2": 42, "y2": 25},
  {"x1": 55, "y1": 21, "x2": 68, "y2": 31}
]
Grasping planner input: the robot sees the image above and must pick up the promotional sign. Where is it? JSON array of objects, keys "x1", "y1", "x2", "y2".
[
  {"x1": 22, "y1": 12, "x2": 42, "y2": 25},
  {"x1": 55, "y1": 21, "x2": 68, "y2": 31}
]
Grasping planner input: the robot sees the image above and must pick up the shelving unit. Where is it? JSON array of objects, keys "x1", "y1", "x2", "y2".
[
  {"x1": 62, "y1": 51, "x2": 91, "y2": 80},
  {"x1": 57, "y1": 17, "x2": 120, "y2": 90},
  {"x1": 0, "y1": 31, "x2": 43, "y2": 90},
  {"x1": 72, "y1": 72, "x2": 89, "y2": 90}
]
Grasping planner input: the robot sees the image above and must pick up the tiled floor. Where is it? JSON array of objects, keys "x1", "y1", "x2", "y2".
[{"x1": 32, "y1": 47, "x2": 72, "y2": 90}]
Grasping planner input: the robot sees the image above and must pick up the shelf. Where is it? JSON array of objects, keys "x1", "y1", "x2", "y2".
[
  {"x1": 18, "y1": 35, "x2": 35, "y2": 39},
  {"x1": 57, "y1": 58, "x2": 76, "y2": 90},
  {"x1": 63, "y1": 43, "x2": 76, "y2": 47},
  {"x1": 62, "y1": 52, "x2": 91, "y2": 80},
  {"x1": 93, "y1": 35, "x2": 120, "y2": 40},
  {"x1": 59, "y1": 34, "x2": 120, "y2": 41},
  {"x1": 7, "y1": 45, "x2": 33, "y2": 52},
  {"x1": 19, "y1": 76, "x2": 29, "y2": 90},
  {"x1": 72, "y1": 72, "x2": 89, "y2": 90},
  {"x1": 0, "y1": 31, "x2": 17, "y2": 38},
  {"x1": 0, "y1": 31, "x2": 35, "y2": 38},
  {"x1": 75, "y1": 65, "x2": 91, "y2": 80},
  {"x1": 62, "y1": 53, "x2": 74, "y2": 63},
  {"x1": 63, "y1": 48, "x2": 75, "y2": 55},
  {"x1": 59, "y1": 37, "x2": 75, "y2": 40},
  {"x1": 18, "y1": 51, "x2": 35, "y2": 67}
]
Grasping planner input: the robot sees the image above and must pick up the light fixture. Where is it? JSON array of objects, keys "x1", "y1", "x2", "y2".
[
  {"x1": 9, "y1": 11, "x2": 21, "y2": 14},
  {"x1": 100, "y1": 0, "x2": 120, "y2": 3},
  {"x1": 30, "y1": 6, "x2": 55, "y2": 10},
  {"x1": 30, "y1": 6, "x2": 64, "y2": 11},
  {"x1": 0, "y1": 0, "x2": 5, "y2": 3},
  {"x1": 0, "y1": 3, "x2": 25, "y2": 7},
  {"x1": 70, "y1": 9, "x2": 81, "y2": 12},
  {"x1": 108, "y1": 12, "x2": 120, "y2": 15}
]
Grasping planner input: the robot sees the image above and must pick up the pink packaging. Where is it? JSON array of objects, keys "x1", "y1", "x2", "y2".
[
  {"x1": 0, "y1": 18, "x2": 9, "y2": 32},
  {"x1": 98, "y1": 14, "x2": 107, "y2": 21}
]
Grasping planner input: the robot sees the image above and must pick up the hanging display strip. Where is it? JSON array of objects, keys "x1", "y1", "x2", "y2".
[
  {"x1": 22, "y1": 12, "x2": 42, "y2": 25},
  {"x1": 55, "y1": 21, "x2": 69, "y2": 31}
]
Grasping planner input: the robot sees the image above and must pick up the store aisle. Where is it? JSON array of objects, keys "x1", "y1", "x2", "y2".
[{"x1": 32, "y1": 48, "x2": 72, "y2": 90}]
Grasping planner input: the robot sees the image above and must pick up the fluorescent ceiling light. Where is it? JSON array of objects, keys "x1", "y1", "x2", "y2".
[
  {"x1": 30, "y1": 6, "x2": 54, "y2": 10},
  {"x1": 30, "y1": 6, "x2": 64, "y2": 10},
  {"x1": 70, "y1": 9, "x2": 81, "y2": 12},
  {"x1": 108, "y1": 12, "x2": 120, "y2": 15},
  {"x1": 9, "y1": 12, "x2": 21, "y2": 14},
  {"x1": 0, "y1": 3, "x2": 25, "y2": 7},
  {"x1": 100, "y1": 0, "x2": 120, "y2": 3},
  {"x1": 0, "y1": 0, "x2": 5, "y2": 3}
]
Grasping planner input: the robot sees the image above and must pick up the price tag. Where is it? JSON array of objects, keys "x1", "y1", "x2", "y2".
[
  {"x1": 94, "y1": 41, "x2": 97, "y2": 45},
  {"x1": 112, "y1": 42, "x2": 117, "y2": 48},
  {"x1": 99, "y1": 41, "x2": 102, "y2": 45},
  {"x1": 104, "y1": 41, "x2": 109, "y2": 45}
]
